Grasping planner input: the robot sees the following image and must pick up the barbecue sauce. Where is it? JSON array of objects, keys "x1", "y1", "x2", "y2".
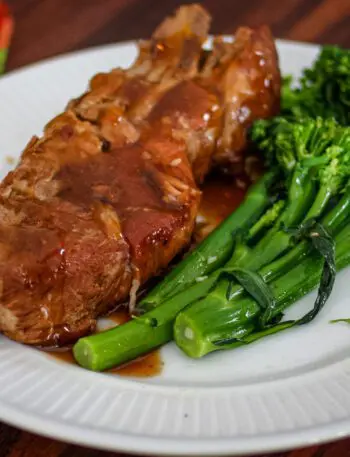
[
  {"x1": 47, "y1": 173, "x2": 247, "y2": 377},
  {"x1": 109, "y1": 350, "x2": 163, "y2": 377},
  {"x1": 199, "y1": 173, "x2": 247, "y2": 224},
  {"x1": 49, "y1": 346, "x2": 162, "y2": 377},
  {"x1": 107, "y1": 309, "x2": 130, "y2": 325},
  {"x1": 194, "y1": 171, "x2": 248, "y2": 242}
]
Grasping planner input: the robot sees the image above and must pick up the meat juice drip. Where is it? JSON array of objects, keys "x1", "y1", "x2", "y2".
[
  {"x1": 106, "y1": 308, "x2": 130, "y2": 325},
  {"x1": 109, "y1": 350, "x2": 163, "y2": 377},
  {"x1": 195, "y1": 172, "x2": 248, "y2": 241},
  {"x1": 48, "y1": 348, "x2": 75, "y2": 364},
  {"x1": 200, "y1": 173, "x2": 247, "y2": 223},
  {"x1": 48, "y1": 347, "x2": 162, "y2": 378}
]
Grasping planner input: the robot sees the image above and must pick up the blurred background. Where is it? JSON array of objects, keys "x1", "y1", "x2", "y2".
[{"x1": 4, "y1": 0, "x2": 350, "y2": 71}]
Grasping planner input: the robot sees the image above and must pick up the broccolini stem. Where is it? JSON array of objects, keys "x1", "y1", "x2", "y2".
[
  {"x1": 248, "y1": 199, "x2": 285, "y2": 242},
  {"x1": 73, "y1": 270, "x2": 222, "y2": 371},
  {"x1": 173, "y1": 190, "x2": 350, "y2": 358},
  {"x1": 175, "y1": 221, "x2": 350, "y2": 358},
  {"x1": 228, "y1": 165, "x2": 316, "y2": 269},
  {"x1": 305, "y1": 186, "x2": 333, "y2": 220},
  {"x1": 202, "y1": 165, "x2": 317, "y2": 310}
]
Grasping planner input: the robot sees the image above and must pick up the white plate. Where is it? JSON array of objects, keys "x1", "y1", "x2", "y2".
[{"x1": 0, "y1": 40, "x2": 350, "y2": 456}]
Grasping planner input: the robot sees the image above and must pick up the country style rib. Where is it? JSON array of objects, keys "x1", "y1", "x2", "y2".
[{"x1": 0, "y1": 4, "x2": 280, "y2": 346}]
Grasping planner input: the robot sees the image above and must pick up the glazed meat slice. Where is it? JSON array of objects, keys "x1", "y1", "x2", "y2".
[
  {"x1": 0, "y1": 109, "x2": 203, "y2": 346},
  {"x1": 0, "y1": 4, "x2": 281, "y2": 346},
  {"x1": 200, "y1": 26, "x2": 281, "y2": 172},
  {"x1": 69, "y1": 9, "x2": 280, "y2": 181},
  {"x1": 68, "y1": 4, "x2": 211, "y2": 149},
  {"x1": 0, "y1": 5, "x2": 208, "y2": 346}
]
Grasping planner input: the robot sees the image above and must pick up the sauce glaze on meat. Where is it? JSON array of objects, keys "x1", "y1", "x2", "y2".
[{"x1": 0, "y1": 4, "x2": 280, "y2": 346}]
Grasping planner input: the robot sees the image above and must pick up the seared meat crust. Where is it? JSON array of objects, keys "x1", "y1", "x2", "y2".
[{"x1": 0, "y1": 4, "x2": 280, "y2": 345}]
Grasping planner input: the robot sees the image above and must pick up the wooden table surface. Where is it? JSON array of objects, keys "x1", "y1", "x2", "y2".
[{"x1": 2, "y1": 0, "x2": 350, "y2": 456}]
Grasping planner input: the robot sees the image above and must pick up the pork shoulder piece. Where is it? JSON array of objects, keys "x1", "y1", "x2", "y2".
[
  {"x1": 0, "y1": 4, "x2": 281, "y2": 346},
  {"x1": 200, "y1": 26, "x2": 281, "y2": 172},
  {"x1": 0, "y1": 5, "x2": 209, "y2": 346}
]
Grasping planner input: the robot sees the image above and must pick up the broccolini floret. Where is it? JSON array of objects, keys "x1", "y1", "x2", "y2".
[
  {"x1": 282, "y1": 46, "x2": 350, "y2": 125},
  {"x1": 251, "y1": 117, "x2": 350, "y2": 217}
]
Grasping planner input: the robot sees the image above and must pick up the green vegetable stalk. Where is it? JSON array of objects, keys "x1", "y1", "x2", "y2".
[
  {"x1": 73, "y1": 270, "x2": 221, "y2": 371},
  {"x1": 173, "y1": 187, "x2": 350, "y2": 357},
  {"x1": 174, "y1": 219, "x2": 350, "y2": 358}
]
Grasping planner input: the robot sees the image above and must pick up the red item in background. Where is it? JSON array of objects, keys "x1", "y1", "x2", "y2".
[{"x1": 0, "y1": 1, "x2": 13, "y2": 73}]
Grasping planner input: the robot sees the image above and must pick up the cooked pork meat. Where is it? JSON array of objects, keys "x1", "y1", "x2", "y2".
[
  {"x1": 0, "y1": 4, "x2": 281, "y2": 346},
  {"x1": 208, "y1": 26, "x2": 281, "y2": 171},
  {"x1": 68, "y1": 4, "x2": 211, "y2": 148}
]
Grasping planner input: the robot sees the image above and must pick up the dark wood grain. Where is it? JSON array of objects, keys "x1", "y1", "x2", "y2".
[
  {"x1": 5, "y1": 0, "x2": 350, "y2": 71},
  {"x1": 1, "y1": 0, "x2": 350, "y2": 455}
]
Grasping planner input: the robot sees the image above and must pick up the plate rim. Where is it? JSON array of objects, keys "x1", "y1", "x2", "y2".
[{"x1": 1, "y1": 400, "x2": 350, "y2": 456}]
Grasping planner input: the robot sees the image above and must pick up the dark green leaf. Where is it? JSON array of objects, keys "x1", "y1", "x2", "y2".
[
  {"x1": 224, "y1": 268, "x2": 275, "y2": 311},
  {"x1": 297, "y1": 223, "x2": 336, "y2": 325}
]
